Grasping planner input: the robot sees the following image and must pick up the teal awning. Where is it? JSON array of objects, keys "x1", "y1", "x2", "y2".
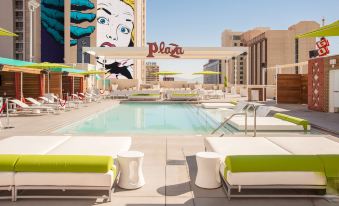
[
  {"x1": 0, "y1": 57, "x2": 34, "y2": 67},
  {"x1": 49, "y1": 67, "x2": 84, "y2": 74}
]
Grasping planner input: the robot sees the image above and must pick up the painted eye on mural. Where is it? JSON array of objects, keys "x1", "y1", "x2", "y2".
[
  {"x1": 118, "y1": 25, "x2": 130, "y2": 34},
  {"x1": 97, "y1": 17, "x2": 109, "y2": 25}
]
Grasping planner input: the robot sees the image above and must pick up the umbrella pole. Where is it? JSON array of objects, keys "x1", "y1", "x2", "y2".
[{"x1": 20, "y1": 72, "x2": 23, "y2": 101}]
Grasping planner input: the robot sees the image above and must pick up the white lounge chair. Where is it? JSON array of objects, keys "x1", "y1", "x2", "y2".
[
  {"x1": 10, "y1": 99, "x2": 54, "y2": 113},
  {"x1": 202, "y1": 102, "x2": 235, "y2": 109},
  {"x1": 228, "y1": 116, "x2": 310, "y2": 131},
  {"x1": 26, "y1": 97, "x2": 63, "y2": 110},
  {"x1": 0, "y1": 136, "x2": 132, "y2": 201},
  {"x1": 204, "y1": 137, "x2": 329, "y2": 199}
]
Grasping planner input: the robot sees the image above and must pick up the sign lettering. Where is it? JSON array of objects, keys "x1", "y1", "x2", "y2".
[{"x1": 147, "y1": 42, "x2": 184, "y2": 58}]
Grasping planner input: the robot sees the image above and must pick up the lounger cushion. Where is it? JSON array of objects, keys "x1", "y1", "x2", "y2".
[
  {"x1": 274, "y1": 113, "x2": 309, "y2": 131},
  {"x1": 15, "y1": 155, "x2": 114, "y2": 173},
  {"x1": 228, "y1": 117, "x2": 308, "y2": 131},
  {"x1": 201, "y1": 103, "x2": 235, "y2": 109},
  {"x1": 0, "y1": 155, "x2": 20, "y2": 171},
  {"x1": 204, "y1": 137, "x2": 290, "y2": 158},
  {"x1": 225, "y1": 155, "x2": 324, "y2": 173},
  {"x1": 266, "y1": 137, "x2": 339, "y2": 155},
  {"x1": 0, "y1": 136, "x2": 71, "y2": 154},
  {"x1": 47, "y1": 136, "x2": 131, "y2": 158},
  {"x1": 15, "y1": 170, "x2": 115, "y2": 187}
]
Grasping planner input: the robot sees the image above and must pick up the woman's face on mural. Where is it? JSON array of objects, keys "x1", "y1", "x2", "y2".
[{"x1": 97, "y1": 0, "x2": 134, "y2": 49}]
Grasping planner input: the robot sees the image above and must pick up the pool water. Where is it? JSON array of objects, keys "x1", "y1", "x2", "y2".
[{"x1": 56, "y1": 103, "x2": 233, "y2": 135}]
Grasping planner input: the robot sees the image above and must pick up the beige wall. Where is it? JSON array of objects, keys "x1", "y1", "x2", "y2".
[{"x1": 0, "y1": 0, "x2": 15, "y2": 59}]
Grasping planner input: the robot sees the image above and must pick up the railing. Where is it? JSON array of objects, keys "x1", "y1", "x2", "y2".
[
  {"x1": 245, "y1": 104, "x2": 258, "y2": 137},
  {"x1": 211, "y1": 112, "x2": 248, "y2": 136},
  {"x1": 211, "y1": 103, "x2": 258, "y2": 137}
]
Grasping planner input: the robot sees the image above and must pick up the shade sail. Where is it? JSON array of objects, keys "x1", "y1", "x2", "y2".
[
  {"x1": 297, "y1": 20, "x2": 339, "y2": 38},
  {"x1": 152, "y1": 71, "x2": 182, "y2": 75},
  {"x1": 0, "y1": 57, "x2": 40, "y2": 74},
  {"x1": 83, "y1": 47, "x2": 248, "y2": 59},
  {"x1": 193, "y1": 71, "x2": 221, "y2": 75},
  {"x1": 0, "y1": 27, "x2": 18, "y2": 37}
]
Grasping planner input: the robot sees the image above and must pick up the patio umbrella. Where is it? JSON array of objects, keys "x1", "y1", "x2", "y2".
[
  {"x1": 21, "y1": 62, "x2": 73, "y2": 95},
  {"x1": 297, "y1": 20, "x2": 339, "y2": 38},
  {"x1": 192, "y1": 71, "x2": 221, "y2": 75},
  {"x1": 0, "y1": 27, "x2": 18, "y2": 37}
]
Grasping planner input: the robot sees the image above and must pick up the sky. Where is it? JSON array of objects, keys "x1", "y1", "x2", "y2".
[{"x1": 146, "y1": 0, "x2": 339, "y2": 81}]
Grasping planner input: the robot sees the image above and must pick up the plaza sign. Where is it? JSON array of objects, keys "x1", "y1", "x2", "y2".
[
  {"x1": 316, "y1": 37, "x2": 330, "y2": 57},
  {"x1": 147, "y1": 42, "x2": 184, "y2": 58}
]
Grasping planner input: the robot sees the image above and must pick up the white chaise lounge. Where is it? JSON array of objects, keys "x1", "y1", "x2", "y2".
[
  {"x1": 228, "y1": 117, "x2": 310, "y2": 131},
  {"x1": 204, "y1": 136, "x2": 339, "y2": 199},
  {"x1": 0, "y1": 136, "x2": 132, "y2": 201},
  {"x1": 201, "y1": 102, "x2": 235, "y2": 109}
]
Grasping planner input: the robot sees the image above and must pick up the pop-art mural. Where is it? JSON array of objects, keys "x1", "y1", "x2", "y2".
[
  {"x1": 41, "y1": 0, "x2": 96, "y2": 62},
  {"x1": 41, "y1": 0, "x2": 135, "y2": 80},
  {"x1": 96, "y1": 0, "x2": 135, "y2": 79}
]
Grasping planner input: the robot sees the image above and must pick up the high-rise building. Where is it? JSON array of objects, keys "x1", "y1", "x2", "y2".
[
  {"x1": 241, "y1": 21, "x2": 319, "y2": 85},
  {"x1": 0, "y1": 0, "x2": 40, "y2": 62},
  {"x1": 221, "y1": 30, "x2": 248, "y2": 85},
  {"x1": 203, "y1": 60, "x2": 222, "y2": 84},
  {"x1": 144, "y1": 62, "x2": 159, "y2": 83}
]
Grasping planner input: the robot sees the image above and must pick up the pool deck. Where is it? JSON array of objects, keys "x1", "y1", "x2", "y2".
[{"x1": 0, "y1": 100, "x2": 338, "y2": 206}]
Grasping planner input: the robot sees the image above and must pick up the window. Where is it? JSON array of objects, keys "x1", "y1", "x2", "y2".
[
  {"x1": 240, "y1": 62, "x2": 243, "y2": 65},
  {"x1": 233, "y1": 43, "x2": 237, "y2": 46},
  {"x1": 240, "y1": 71, "x2": 243, "y2": 75},
  {"x1": 240, "y1": 81, "x2": 243, "y2": 84},
  {"x1": 233, "y1": 35, "x2": 241, "y2": 40},
  {"x1": 240, "y1": 67, "x2": 243, "y2": 70},
  {"x1": 240, "y1": 57, "x2": 243, "y2": 60},
  {"x1": 240, "y1": 43, "x2": 243, "y2": 46},
  {"x1": 15, "y1": 53, "x2": 23, "y2": 60}
]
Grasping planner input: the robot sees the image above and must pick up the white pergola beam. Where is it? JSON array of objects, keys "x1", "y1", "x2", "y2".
[{"x1": 83, "y1": 47, "x2": 248, "y2": 60}]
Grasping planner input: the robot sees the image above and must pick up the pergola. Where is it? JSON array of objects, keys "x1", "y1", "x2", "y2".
[{"x1": 82, "y1": 46, "x2": 248, "y2": 88}]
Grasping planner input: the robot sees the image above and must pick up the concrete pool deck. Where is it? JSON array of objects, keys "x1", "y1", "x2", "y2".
[{"x1": 0, "y1": 100, "x2": 338, "y2": 206}]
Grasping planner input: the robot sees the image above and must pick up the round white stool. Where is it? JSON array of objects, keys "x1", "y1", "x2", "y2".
[
  {"x1": 117, "y1": 151, "x2": 145, "y2": 189},
  {"x1": 195, "y1": 152, "x2": 221, "y2": 189}
]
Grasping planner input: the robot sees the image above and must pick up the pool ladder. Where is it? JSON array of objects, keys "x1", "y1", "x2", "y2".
[{"x1": 211, "y1": 104, "x2": 258, "y2": 137}]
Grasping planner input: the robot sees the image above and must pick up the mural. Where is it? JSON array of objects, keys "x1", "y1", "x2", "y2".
[
  {"x1": 41, "y1": 0, "x2": 136, "y2": 80},
  {"x1": 41, "y1": 0, "x2": 96, "y2": 62},
  {"x1": 96, "y1": 0, "x2": 135, "y2": 79}
]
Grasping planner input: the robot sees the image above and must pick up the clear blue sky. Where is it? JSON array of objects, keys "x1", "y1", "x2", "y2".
[{"x1": 146, "y1": 0, "x2": 339, "y2": 81}]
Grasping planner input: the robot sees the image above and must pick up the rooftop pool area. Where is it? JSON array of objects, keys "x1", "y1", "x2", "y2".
[{"x1": 56, "y1": 103, "x2": 234, "y2": 135}]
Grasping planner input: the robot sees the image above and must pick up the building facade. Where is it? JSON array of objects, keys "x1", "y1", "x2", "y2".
[
  {"x1": 144, "y1": 62, "x2": 159, "y2": 83},
  {"x1": 221, "y1": 30, "x2": 247, "y2": 85},
  {"x1": 242, "y1": 21, "x2": 319, "y2": 85},
  {"x1": 203, "y1": 59, "x2": 221, "y2": 84},
  {"x1": 0, "y1": 0, "x2": 40, "y2": 62}
]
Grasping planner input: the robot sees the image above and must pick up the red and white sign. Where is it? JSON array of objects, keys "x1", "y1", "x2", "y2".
[
  {"x1": 147, "y1": 42, "x2": 184, "y2": 58},
  {"x1": 316, "y1": 37, "x2": 330, "y2": 57}
]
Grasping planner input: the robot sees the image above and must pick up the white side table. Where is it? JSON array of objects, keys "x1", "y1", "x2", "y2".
[
  {"x1": 195, "y1": 152, "x2": 221, "y2": 189},
  {"x1": 117, "y1": 151, "x2": 145, "y2": 189}
]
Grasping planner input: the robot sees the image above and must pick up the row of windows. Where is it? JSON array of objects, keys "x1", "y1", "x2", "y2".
[{"x1": 233, "y1": 42, "x2": 244, "y2": 47}]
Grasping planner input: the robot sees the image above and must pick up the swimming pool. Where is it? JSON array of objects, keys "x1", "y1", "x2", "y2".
[{"x1": 56, "y1": 103, "x2": 233, "y2": 135}]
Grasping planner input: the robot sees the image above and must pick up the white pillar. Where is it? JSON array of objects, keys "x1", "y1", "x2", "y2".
[{"x1": 28, "y1": 0, "x2": 40, "y2": 62}]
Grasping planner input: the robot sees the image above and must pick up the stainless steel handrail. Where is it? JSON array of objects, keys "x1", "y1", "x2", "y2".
[
  {"x1": 211, "y1": 112, "x2": 248, "y2": 135},
  {"x1": 246, "y1": 104, "x2": 257, "y2": 137}
]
